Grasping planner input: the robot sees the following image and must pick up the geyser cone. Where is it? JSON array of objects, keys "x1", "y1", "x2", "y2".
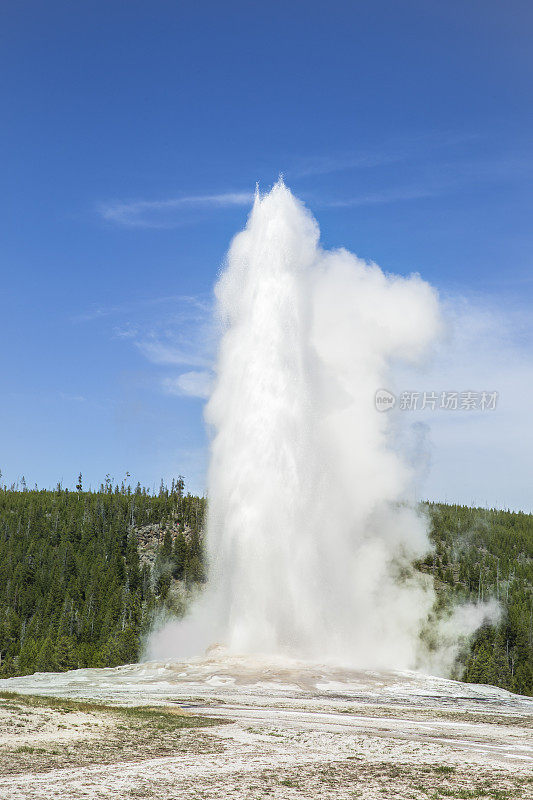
[{"x1": 148, "y1": 181, "x2": 497, "y2": 672}]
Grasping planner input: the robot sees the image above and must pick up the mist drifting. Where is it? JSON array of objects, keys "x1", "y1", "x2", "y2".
[{"x1": 149, "y1": 181, "x2": 496, "y2": 672}]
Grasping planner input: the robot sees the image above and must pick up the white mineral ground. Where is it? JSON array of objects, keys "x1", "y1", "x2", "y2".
[{"x1": 0, "y1": 656, "x2": 531, "y2": 799}]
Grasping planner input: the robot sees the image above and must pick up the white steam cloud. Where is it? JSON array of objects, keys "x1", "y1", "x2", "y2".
[{"x1": 148, "y1": 180, "x2": 494, "y2": 672}]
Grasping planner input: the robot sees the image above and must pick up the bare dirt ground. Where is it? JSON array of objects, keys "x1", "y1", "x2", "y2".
[{"x1": 0, "y1": 659, "x2": 531, "y2": 799}]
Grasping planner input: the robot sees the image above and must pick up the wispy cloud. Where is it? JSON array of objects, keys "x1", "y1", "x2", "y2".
[
  {"x1": 57, "y1": 392, "x2": 87, "y2": 403},
  {"x1": 98, "y1": 192, "x2": 254, "y2": 228},
  {"x1": 72, "y1": 293, "x2": 195, "y2": 323},
  {"x1": 74, "y1": 292, "x2": 216, "y2": 398},
  {"x1": 88, "y1": 293, "x2": 218, "y2": 397},
  {"x1": 324, "y1": 186, "x2": 439, "y2": 208},
  {"x1": 133, "y1": 301, "x2": 216, "y2": 400},
  {"x1": 163, "y1": 371, "x2": 213, "y2": 399},
  {"x1": 316, "y1": 154, "x2": 533, "y2": 209},
  {"x1": 293, "y1": 132, "x2": 479, "y2": 178},
  {"x1": 119, "y1": 295, "x2": 216, "y2": 372},
  {"x1": 136, "y1": 340, "x2": 212, "y2": 369},
  {"x1": 95, "y1": 138, "x2": 532, "y2": 229},
  {"x1": 294, "y1": 152, "x2": 402, "y2": 178}
]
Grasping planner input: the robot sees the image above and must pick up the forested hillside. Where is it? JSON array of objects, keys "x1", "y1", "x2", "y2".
[
  {"x1": 0, "y1": 482, "x2": 531, "y2": 696},
  {"x1": 422, "y1": 503, "x2": 532, "y2": 696},
  {"x1": 0, "y1": 477, "x2": 205, "y2": 677}
]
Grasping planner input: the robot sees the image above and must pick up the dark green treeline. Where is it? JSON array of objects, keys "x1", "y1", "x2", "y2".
[{"x1": 0, "y1": 478, "x2": 205, "y2": 677}]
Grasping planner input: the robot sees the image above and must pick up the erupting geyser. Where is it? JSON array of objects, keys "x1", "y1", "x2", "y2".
[{"x1": 149, "y1": 180, "x2": 496, "y2": 672}]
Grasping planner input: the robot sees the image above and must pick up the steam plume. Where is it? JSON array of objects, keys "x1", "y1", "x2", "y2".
[{"x1": 149, "y1": 180, "x2": 496, "y2": 671}]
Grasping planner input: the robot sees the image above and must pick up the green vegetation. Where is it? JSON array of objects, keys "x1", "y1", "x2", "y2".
[
  {"x1": 0, "y1": 689, "x2": 221, "y2": 729},
  {"x1": 0, "y1": 476, "x2": 206, "y2": 677},
  {"x1": 0, "y1": 690, "x2": 225, "y2": 779},
  {"x1": 423, "y1": 502, "x2": 533, "y2": 696},
  {"x1": 0, "y1": 479, "x2": 531, "y2": 696}
]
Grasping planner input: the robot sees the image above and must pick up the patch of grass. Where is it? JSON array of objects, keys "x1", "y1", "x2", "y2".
[
  {"x1": 435, "y1": 765, "x2": 456, "y2": 775},
  {"x1": 14, "y1": 745, "x2": 49, "y2": 755},
  {"x1": 0, "y1": 690, "x2": 224, "y2": 730},
  {"x1": 279, "y1": 778, "x2": 300, "y2": 788},
  {"x1": 0, "y1": 702, "x2": 23, "y2": 711}
]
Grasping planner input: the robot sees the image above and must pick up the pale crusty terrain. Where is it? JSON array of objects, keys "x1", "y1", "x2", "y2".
[{"x1": 0, "y1": 691, "x2": 531, "y2": 800}]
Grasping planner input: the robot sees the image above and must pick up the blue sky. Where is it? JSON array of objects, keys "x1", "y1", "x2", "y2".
[{"x1": 1, "y1": 1, "x2": 532, "y2": 507}]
